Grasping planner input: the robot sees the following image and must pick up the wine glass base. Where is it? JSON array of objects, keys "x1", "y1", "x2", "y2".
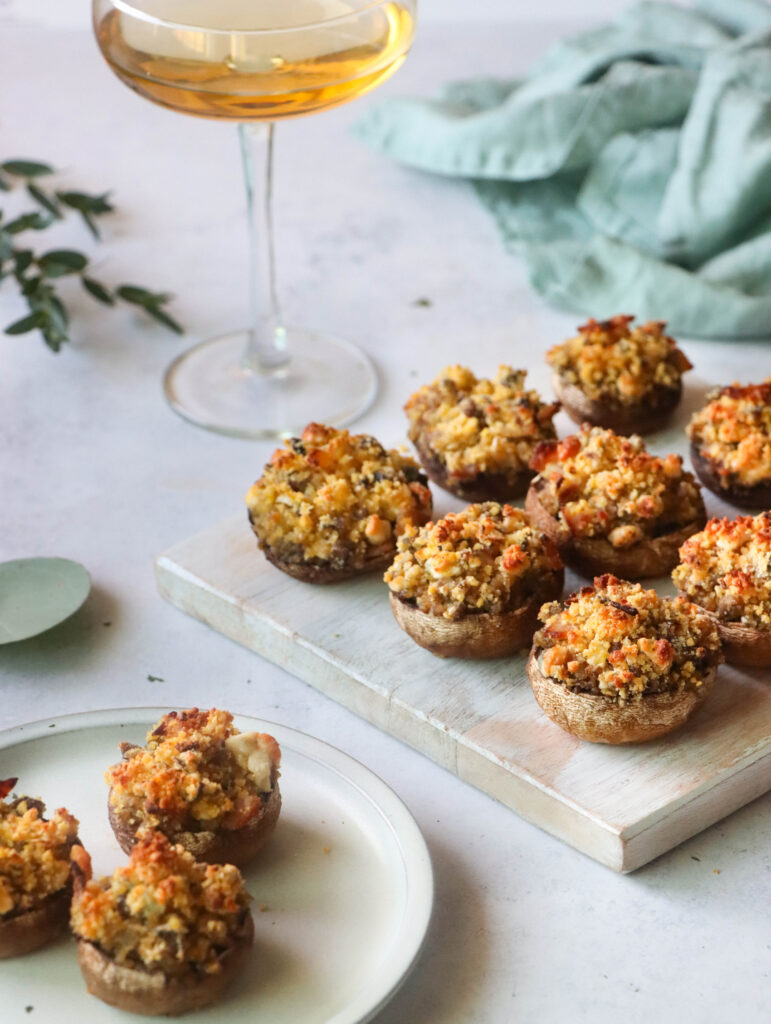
[{"x1": 163, "y1": 328, "x2": 378, "y2": 440}]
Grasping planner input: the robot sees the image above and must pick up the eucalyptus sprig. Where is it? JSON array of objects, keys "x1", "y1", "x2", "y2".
[{"x1": 0, "y1": 159, "x2": 183, "y2": 352}]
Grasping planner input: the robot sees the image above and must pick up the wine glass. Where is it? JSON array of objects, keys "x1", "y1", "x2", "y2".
[{"x1": 92, "y1": 0, "x2": 418, "y2": 439}]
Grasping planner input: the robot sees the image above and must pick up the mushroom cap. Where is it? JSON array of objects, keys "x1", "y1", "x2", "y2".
[
  {"x1": 76, "y1": 912, "x2": 254, "y2": 1017},
  {"x1": 689, "y1": 443, "x2": 771, "y2": 511},
  {"x1": 412, "y1": 437, "x2": 533, "y2": 502},
  {"x1": 552, "y1": 373, "x2": 681, "y2": 435},
  {"x1": 525, "y1": 479, "x2": 705, "y2": 579},
  {"x1": 389, "y1": 566, "x2": 564, "y2": 659},
  {"x1": 526, "y1": 648, "x2": 718, "y2": 744},
  {"x1": 109, "y1": 775, "x2": 281, "y2": 868}
]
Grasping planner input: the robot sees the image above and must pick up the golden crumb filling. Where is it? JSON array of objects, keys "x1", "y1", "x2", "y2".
[
  {"x1": 547, "y1": 316, "x2": 691, "y2": 406},
  {"x1": 687, "y1": 382, "x2": 771, "y2": 488},
  {"x1": 0, "y1": 788, "x2": 79, "y2": 916},
  {"x1": 673, "y1": 512, "x2": 771, "y2": 626},
  {"x1": 246, "y1": 422, "x2": 432, "y2": 569},
  {"x1": 404, "y1": 365, "x2": 558, "y2": 480},
  {"x1": 385, "y1": 503, "x2": 562, "y2": 620},
  {"x1": 107, "y1": 709, "x2": 280, "y2": 837},
  {"x1": 531, "y1": 426, "x2": 703, "y2": 548},
  {"x1": 534, "y1": 575, "x2": 720, "y2": 703},
  {"x1": 71, "y1": 830, "x2": 251, "y2": 975}
]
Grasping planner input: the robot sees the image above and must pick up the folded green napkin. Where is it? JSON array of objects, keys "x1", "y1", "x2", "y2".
[{"x1": 355, "y1": 0, "x2": 771, "y2": 338}]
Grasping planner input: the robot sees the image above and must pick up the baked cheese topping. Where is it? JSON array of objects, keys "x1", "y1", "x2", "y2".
[
  {"x1": 385, "y1": 503, "x2": 562, "y2": 620},
  {"x1": 0, "y1": 793, "x2": 78, "y2": 915},
  {"x1": 106, "y1": 709, "x2": 280, "y2": 836},
  {"x1": 225, "y1": 733, "x2": 274, "y2": 794},
  {"x1": 673, "y1": 512, "x2": 771, "y2": 626},
  {"x1": 70, "y1": 830, "x2": 251, "y2": 974},
  {"x1": 534, "y1": 575, "x2": 719, "y2": 702},
  {"x1": 687, "y1": 381, "x2": 771, "y2": 487},
  {"x1": 246, "y1": 423, "x2": 432, "y2": 569},
  {"x1": 547, "y1": 316, "x2": 690, "y2": 405},
  {"x1": 530, "y1": 426, "x2": 703, "y2": 547},
  {"x1": 404, "y1": 365, "x2": 558, "y2": 479}
]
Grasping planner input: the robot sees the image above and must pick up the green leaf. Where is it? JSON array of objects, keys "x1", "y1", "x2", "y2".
[
  {"x1": 13, "y1": 250, "x2": 34, "y2": 275},
  {"x1": 143, "y1": 304, "x2": 184, "y2": 334},
  {"x1": 47, "y1": 296, "x2": 69, "y2": 333},
  {"x1": 5, "y1": 310, "x2": 47, "y2": 335},
  {"x1": 4, "y1": 212, "x2": 50, "y2": 235},
  {"x1": 20, "y1": 274, "x2": 44, "y2": 298},
  {"x1": 82, "y1": 211, "x2": 100, "y2": 239},
  {"x1": 2, "y1": 160, "x2": 55, "y2": 178},
  {"x1": 38, "y1": 249, "x2": 88, "y2": 277},
  {"x1": 27, "y1": 183, "x2": 61, "y2": 219},
  {"x1": 82, "y1": 276, "x2": 115, "y2": 306},
  {"x1": 0, "y1": 173, "x2": 10, "y2": 192},
  {"x1": 41, "y1": 324, "x2": 66, "y2": 352},
  {"x1": 116, "y1": 284, "x2": 158, "y2": 305},
  {"x1": 57, "y1": 190, "x2": 113, "y2": 214},
  {"x1": 0, "y1": 234, "x2": 13, "y2": 261}
]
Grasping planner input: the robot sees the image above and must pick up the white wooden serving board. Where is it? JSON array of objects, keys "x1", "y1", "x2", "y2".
[{"x1": 156, "y1": 514, "x2": 771, "y2": 873}]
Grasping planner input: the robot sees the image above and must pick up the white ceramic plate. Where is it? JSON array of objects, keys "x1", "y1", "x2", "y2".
[
  {"x1": 0, "y1": 557, "x2": 90, "y2": 644},
  {"x1": 0, "y1": 708, "x2": 433, "y2": 1024}
]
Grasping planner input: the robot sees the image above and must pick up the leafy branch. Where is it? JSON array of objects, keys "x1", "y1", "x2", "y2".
[{"x1": 0, "y1": 159, "x2": 183, "y2": 352}]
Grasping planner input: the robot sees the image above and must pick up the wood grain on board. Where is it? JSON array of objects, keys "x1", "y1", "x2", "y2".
[{"x1": 156, "y1": 514, "x2": 771, "y2": 873}]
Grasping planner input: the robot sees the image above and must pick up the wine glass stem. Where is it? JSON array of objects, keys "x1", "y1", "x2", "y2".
[{"x1": 238, "y1": 121, "x2": 289, "y2": 373}]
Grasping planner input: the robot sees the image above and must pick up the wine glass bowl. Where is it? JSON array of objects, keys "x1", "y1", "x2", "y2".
[{"x1": 92, "y1": 0, "x2": 418, "y2": 438}]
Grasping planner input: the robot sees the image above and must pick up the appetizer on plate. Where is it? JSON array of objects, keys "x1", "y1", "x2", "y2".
[
  {"x1": 404, "y1": 365, "x2": 559, "y2": 500},
  {"x1": 246, "y1": 422, "x2": 432, "y2": 583},
  {"x1": 384, "y1": 502, "x2": 564, "y2": 659},
  {"x1": 546, "y1": 316, "x2": 691, "y2": 433},
  {"x1": 526, "y1": 426, "x2": 706, "y2": 578},
  {"x1": 527, "y1": 575, "x2": 722, "y2": 744},
  {"x1": 106, "y1": 709, "x2": 281, "y2": 866},
  {"x1": 71, "y1": 829, "x2": 253, "y2": 1016},
  {"x1": 687, "y1": 380, "x2": 771, "y2": 508},
  {"x1": 0, "y1": 778, "x2": 83, "y2": 958},
  {"x1": 673, "y1": 512, "x2": 771, "y2": 667}
]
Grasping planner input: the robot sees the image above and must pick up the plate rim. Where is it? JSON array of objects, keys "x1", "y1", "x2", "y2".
[
  {"x1": 0, "y1": 706, "x2": 434, "y2": 1024},
  {"x1": 0, "y1": 556, "x2": 91, "y2": 645}
]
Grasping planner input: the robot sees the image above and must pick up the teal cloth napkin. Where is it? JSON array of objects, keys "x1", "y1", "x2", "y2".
[{"x1": 355, "y1": 0, "x2": 771, "y2": 338}]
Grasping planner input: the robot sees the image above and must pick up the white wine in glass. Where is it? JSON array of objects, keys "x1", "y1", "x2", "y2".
[{"x1": 93, "y1": 0, "x2": 418, "y2": 438}]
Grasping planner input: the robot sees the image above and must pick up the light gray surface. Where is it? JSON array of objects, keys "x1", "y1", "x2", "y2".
[{"x1": 1, "y1": 15, "x2": 769, "y2": 1024}]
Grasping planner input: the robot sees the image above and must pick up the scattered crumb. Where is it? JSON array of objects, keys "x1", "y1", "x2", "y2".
[
  {"x1": 332, "y1": 633, "x2": 340, "y2": 638},
  {"x1": 413, "y1": 297, "x2": 432, "y2": 308},
  {"x1": 25, "y1": 1008, "x2": 33, "y2": 1014},
  {"x1": 258, "y1": 903, "x2": 269, "y2": 913},
  {"x1": 147, "y1": 674, "x2": 164, "y2": 683},
  {"x1": 323, "y1": 846, "x2": 331, "y2": 855},
  {"x1": 713, "y1": 869, "x2": 721, "y2": 875},
  {"x1": 691, "y1": 855, "x2": 701, "y2": 862},
  {"x1": 246, "y1": 679, "x2": 252, "y2": 685},
  {"x1": 48, "y1": 724, "x2": 56, "y2": 729},
  {"x1": 103, "y1": 621, "x2": 112, "y2": 627},
  {"x1": 408, "y1": 369, "x2": 419, "y2": 377}
]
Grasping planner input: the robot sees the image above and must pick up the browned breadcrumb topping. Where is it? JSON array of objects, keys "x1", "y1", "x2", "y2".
[
  {"x1": 384, "y1": 502, "x2": 562, "y2": 620},
  {"x1": 246, "y1": 423, "x2": 432, "y2": 570},
  {"x1": 673, "y1": 512, "x2": 771, "y2": 626},
  {"x1": 687, "y1": 381, "x2": 771, "y2": 488},
  {"x1": 0, "y1": 791, "x2": 78, "y2": 915},
  {"x1": 530, "y1": 426, "x2": 704, "y2": 548},
  {"x1": 106, "y1": 709, "x2": 280, "y2": 838},
  {"x1": 534, "y1": 575, "x2": 720, "y2": 702},
  {"x1": 70, "y1": 830, "x2": 251, "y2": 975},
  {"x1": 547, "y1": 316, "x2": 691, "y2": 405},
  {"x1": 404, "y1": 366, "x2": 558, "y2": 480}
]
